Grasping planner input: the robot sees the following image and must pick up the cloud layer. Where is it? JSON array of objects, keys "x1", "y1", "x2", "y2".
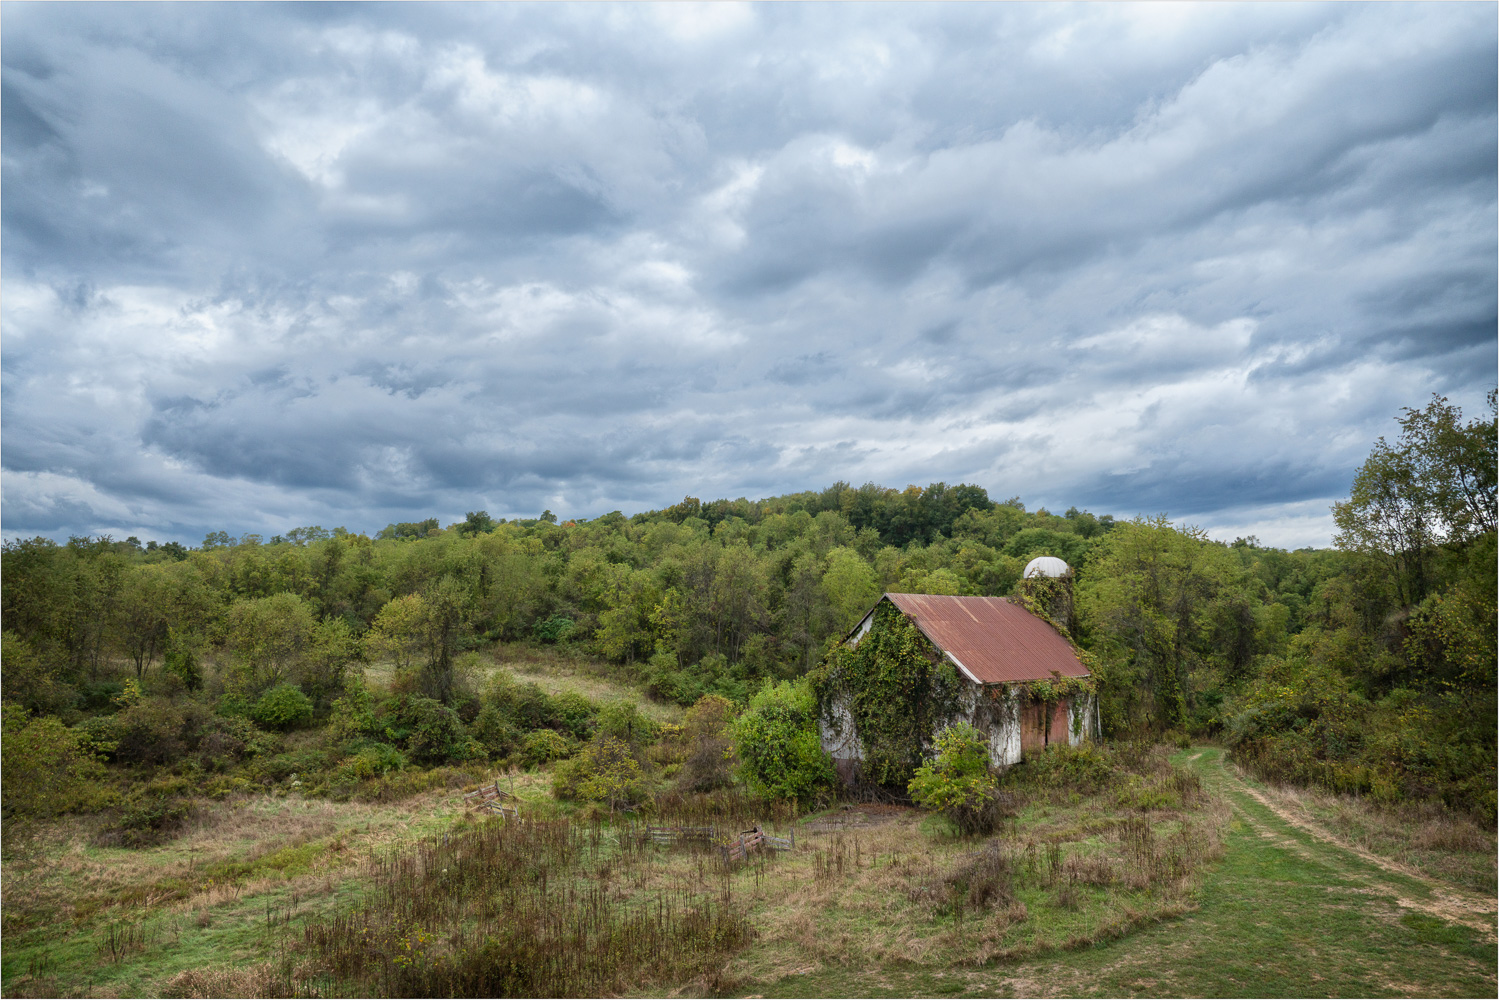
[{"x1": 4, "y1": 2, "x2": 1495, "y2": 549}]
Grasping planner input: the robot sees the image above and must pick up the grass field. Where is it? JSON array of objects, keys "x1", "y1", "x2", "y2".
[
  {"x1": 2, "y1": 747, "x2": 1492, "y2": 998},
  {"x1": 744, "y1": 748, "x2": 1496, "y2": 998}
]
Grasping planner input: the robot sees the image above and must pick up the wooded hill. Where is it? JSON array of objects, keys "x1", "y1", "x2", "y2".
[{"x1": 3, "y1": 393, "x2": 1494, "y2": 816}]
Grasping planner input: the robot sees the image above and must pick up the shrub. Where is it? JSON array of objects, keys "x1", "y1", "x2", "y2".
[
  {"x1": 908, "y1": 722, "x2": 1003, "y2": 835},
  {"x1": 521, "y1": 729, "x2": 572, "y2": 767},
  {"x1": 470, "y1": 704, "x2": 522, "y2": 758},
  {"x1": 95, "y1": 797, "x2": 197, "y2": 847},
  {"x1": 552, "y1": 736, "x2": 648, "y2": 809},
  {"x1": 336, "y1": 742, "x2": 409, "y2": 782},
  {"x1": 731, "y1": 679, "x2": 835, "y2": 806},
  {"x1": 596, "y1": 698, "x2": 659, "y2": 745},
  {"x1": 195, "y1": 715, "x2": 263, "y2": 771},
  {"x1": 72, "y1": 715, "x2": 122, "y2": 759},
  {"x1": 678, "y1": 695, "x2": 735, "y2": 793},
  {"x1": 327, "y1": 676, "x2": 380, "y2": 740},
  {"x1": 380, "y1": 695, "x2": 477, "y2": 765},
  {"x1": 113, "y1": 698, "x2": 194, "y2": 766},
  {"x1": 550, "y1": 691, "x2": 599, "y2": 740},
  {"x1": 1011, "y1": 742, "x2": 1117, "y2": 793},
  {"x1": 1, "y1": 630, "x2": 75, "y2": 717},
  {"x1": 254, "y1": 749, "x2": 331, "y2": 784},
  {"x1": 532, "y1": 615, "x2": 577, "y2": 643},
  {"x1": 1, "y1": 707, "x2": 113, "y2": 817},
  {"x1": 251, "y1": 683, "x2": 314, "y2": 730}
]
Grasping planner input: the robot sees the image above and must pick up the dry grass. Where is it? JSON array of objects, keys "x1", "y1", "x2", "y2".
[
  {"x1": 1, "y1": 786, "x2": 481, "y2": 936},
  {"x1": 359, "y1": 643, "x2": 684, "y2": 724},
  {"x1": 1251, "y1": 777, "x2": 1496, "y2": 895},
  {"x1": 724, "y1": 779, "x2": 1228, "y2": 986}
]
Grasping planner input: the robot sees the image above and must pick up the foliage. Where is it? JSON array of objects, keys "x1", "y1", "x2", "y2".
[
  {"x1": 596, "y1": 697, "x2": 659, "y2": 745},
  {"x1": 520, "y1": 728, "x2": 572, "y2": 767},
  {"x1": 250, "y1": 682, "x2": 315, "y2": 730},
  {"x1": 730, "y1": 678, "x2": 834, "y2": 806},
  {"x1": 1, "y1": 630, "x2": 75, "y2": 717},
  {"x1": 222, "y1": 592, "x2": 316, "y2": 695},
  {"x1": 1079, "y1": 517, "x2": 1249, "y2": 733},
  {"x1": 112, "y1": 697, "x2": 208, "y2": 766},
  {"x1": 379, "y1": 695, "x2": 480, "y2": 765},
  {"x1": 336, "y1": 741, "x2": 409, "y2": 782},
  {"x1": 677, "y1": 694, "x2": 736, "y2": 792},
  {"x1": 907, "y1": 722, "x2": 1002, "y2": 834},
  {"x1": 532, "y1": 614, "x2": 577, "y2": 643},
  {"x1": 816, "y1": 600, "x2": 965, "y2": 787},
  {"x1": 1, "y1": 706, "x2": 113, "y2": 816},
  {"x1": 552, "y1": 735, "x2": 649, "y2": 809},
  {"x1": 1333, "y1": 391, "x2": 1497, "y2": 603}
]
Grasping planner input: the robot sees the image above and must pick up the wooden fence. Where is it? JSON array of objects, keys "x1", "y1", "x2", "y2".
[
  {"x1": 644, "y1": 825, "x2": 719, "y2": 846},
  {"x1": 463, "y1": 781, "x2": 520, "y2": 820},
  {"x1": 719, "y1": 825, "x2": 794, "y2": 864}
]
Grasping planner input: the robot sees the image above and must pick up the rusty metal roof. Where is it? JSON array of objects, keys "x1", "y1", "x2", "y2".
[{"x1": 876, "y1": 593, "x2": 1088, "y2": 685}]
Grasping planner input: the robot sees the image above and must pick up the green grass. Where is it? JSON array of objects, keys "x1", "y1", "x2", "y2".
[
  {"x1": 745, "y1": 748, "x2": 1496, "y2": 998},
  {"x1": 4, "y1": 748, "x2": 1492, "y2": 998}
]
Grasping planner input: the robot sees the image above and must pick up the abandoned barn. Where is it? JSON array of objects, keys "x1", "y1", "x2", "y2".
[{"x1": 819, "y1": 561, "x2": 1098, "y2": 780}]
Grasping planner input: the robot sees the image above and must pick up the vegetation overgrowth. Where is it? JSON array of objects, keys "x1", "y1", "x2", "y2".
[{"x1": 1, "y1": 391, "x2": 1494, "y2": 995}]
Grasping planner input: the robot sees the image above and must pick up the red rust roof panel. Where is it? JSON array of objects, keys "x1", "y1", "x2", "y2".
[{"x1": 882, "y1": 593, "x2": 1087, "y2": 684}]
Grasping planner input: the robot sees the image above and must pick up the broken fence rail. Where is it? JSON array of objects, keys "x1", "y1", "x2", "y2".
[
  {"x1": 645, "y1": 825, "x2": 718, "y2": 846},
  {"x1": 719, "y1": 825, "x2": 794, "y2": 864},
  {"x1": 464, "y1": 781, "x2": 520, "y2": 820}
]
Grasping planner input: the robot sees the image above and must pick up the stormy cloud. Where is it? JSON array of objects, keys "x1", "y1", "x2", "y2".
[{"x1": 3, "y1": 2, "x2": 1495, "y2": 549}]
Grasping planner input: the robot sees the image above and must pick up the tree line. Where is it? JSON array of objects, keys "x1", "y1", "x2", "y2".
[{"x1": 2, "y1": 392, "x2": 1494, "y2": 815}]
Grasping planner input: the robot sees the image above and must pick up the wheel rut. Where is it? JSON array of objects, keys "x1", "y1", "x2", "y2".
[{"x1": 1203, "y1": 752, "x2": 1497, "y2": 939}]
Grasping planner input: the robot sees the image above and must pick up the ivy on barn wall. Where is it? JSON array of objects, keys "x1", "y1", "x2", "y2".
[{"x1": 813, "y1": 600, "x2": 965, "y2": 787}]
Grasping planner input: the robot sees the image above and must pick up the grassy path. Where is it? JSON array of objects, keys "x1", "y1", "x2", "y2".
[{"x1": 754, "y1": 747, "x2": 1496, "y2": 998}]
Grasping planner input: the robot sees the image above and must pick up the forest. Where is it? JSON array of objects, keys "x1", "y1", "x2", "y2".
[{"x1": 3, "y1": 392, "x2": 1495, "y2": 823}]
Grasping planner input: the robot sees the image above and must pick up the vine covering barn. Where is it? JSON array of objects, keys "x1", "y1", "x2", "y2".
[{"x1": 816, "y1": 560, "x2": 1098, "y2": 786}]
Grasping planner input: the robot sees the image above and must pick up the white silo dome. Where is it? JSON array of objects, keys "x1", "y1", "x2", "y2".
[{"x1": 1024, "y1": 556, "x2": 1071, "y2": 579}]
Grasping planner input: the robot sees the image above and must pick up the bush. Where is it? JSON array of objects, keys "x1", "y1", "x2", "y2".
[
  {"x1": 731, "y1": 679, "x2": 835, "y2": 806},
  {"x1": 251, "y1": 683, "x2": 315, "y2": 730},
  {"x1": 470, "y1": 704, "x2": 522, "y2": 758},
  {"x1": 327, "y1": 676, "x2": 380, "y2": 740},
  {"x1": 72, "y1": 715, "x2": 122, "y2": 759},
  {"x1": 1, "y1": 631, "x2": 75, "y2": 717},
  {"x1": 550, "y1": 690, "x2": 599, "y2": 741},
  {"x1": 678, "y1": 695, "x2": 735, "y2": 793},
  {"x1": 336, "y1": 742, "x2": 409, "y2": 782},
  {"x1": 1010, "y1": 742, "x2": 1118, "y2": 794},
  {"x1": 195, "y1": 715, "x2": 264, "y2": 771},
  {"x1": 253, "y1": 749, "x2": 331, "y2": 784},
  {"x1": 380, "y1": 695, "x2": 478, "y2": 765},
  {"x1": 1, "y1": 707, "x2": 113, "y2": 817},
  {"x1": 532, "y1": 615, "x2": 577, "y2": 643},
  {"x1": 596, "y1": 698, "x2": 659, "y2": 745},
  {"x1": 552, "y1": 736, "x2": 648, "y2": 809},
  {"x1": 113, "y1": 698, "x2": 197, "y2": 766},
  {"x1": 95, "y1": 797, "x2": 197, "y2": 848},
  {"x1": 521, "y1": 728, "x2": 572, "y2": 767},
  {"x1": 908, "y1": 722, "x2": 1003, "y2": 835}
]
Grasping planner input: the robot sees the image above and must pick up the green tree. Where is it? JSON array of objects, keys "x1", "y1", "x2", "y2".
[
  {"x1": 821, "y1": 546, "x2": 880, "y2": 629},
  {"x1": 223, "y1": 593, "x2": 317, "y2": 695},
  {"x1": 907, "y1": 722, "x2": 1001, "y2": 834},
  {"x1": 1333, "y1": 391, "x2": 1498, "y2": 604},
  {"x1": 1079, "y1": 517, "x2": 1243, "y2": 733},
  {"x1": 1, "y1": 706, "x2": 112, "y2": 817},
  {"x1": 731, "y1": 678, "x2": 835, "y2": 806}
]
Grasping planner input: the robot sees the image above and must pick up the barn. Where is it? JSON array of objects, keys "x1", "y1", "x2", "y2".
[{"x1": 820, "y1": 560, "x2": 1098, "y2": 779}]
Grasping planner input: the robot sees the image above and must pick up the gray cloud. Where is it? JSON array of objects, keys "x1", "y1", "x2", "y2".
[{"x1": 3, "y1": 2, "x2": 1495, "y2": 548}]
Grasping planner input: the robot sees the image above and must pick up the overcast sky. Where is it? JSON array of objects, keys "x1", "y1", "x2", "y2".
[{"x1": 3, "y1": 2, "x2": 1495, "y2": 549}]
